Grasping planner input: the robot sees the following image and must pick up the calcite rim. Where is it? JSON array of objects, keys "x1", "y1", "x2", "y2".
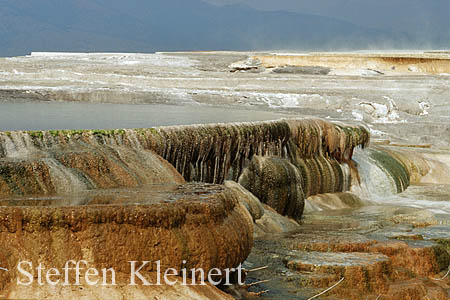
[{"x1": 0, "y1": 183, "x2": 237, "y2": 232}]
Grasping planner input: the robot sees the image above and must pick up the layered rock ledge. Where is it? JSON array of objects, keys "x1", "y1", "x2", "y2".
[
  {"x1": 0, "y1": 119, "x2": 369, "y2": 220},
  {"x1": 0, "y1": 183, "x2": 253, "y2": 297},
  {"x1": 0, "y1": 118, "x2": 370, "y2": 298}
]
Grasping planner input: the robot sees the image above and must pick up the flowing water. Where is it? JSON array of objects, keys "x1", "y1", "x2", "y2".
[
  {"x1": 352, "y1": 149, "x2": 450, "y2": 215},
  {"x1": 1, "y1": 100, "x2": 449, "y2": 216},
  {"x1": 1, "y1": 51, "x2": 450, "y2": 299}
]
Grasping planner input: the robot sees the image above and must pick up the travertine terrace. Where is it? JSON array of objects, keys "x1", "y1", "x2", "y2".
[{"x1": 1, "y1": 51, "x2": 449, "y2": 299}]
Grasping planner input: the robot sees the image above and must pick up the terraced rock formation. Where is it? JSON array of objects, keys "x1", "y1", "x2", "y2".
[
  {"x1": 0, "y1": 118, "x2": 371, "y2": 298},
  {"x1": 0, "y1": 183, "x2": 253, "y2": 298},
  {"x1": 254, "y1": 52, "x2": 450, "y2": 75},
  {"x1": 4, "y1": 118, "x2": 445, "y2": 299},
  {"x1": 0, "y1": 119, "x2": 369, "y2": 218},
  {"x1": 1, "y1": 51, "x2": 449, "y2": 299},
  {"x1": 244, "y1": 206, "x2": 450, "y2": 300}
]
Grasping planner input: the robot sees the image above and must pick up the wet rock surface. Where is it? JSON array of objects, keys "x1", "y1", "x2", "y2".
[
  {"x1": 0, "y1": 183, "x2": 253, "y2": 297},
  {"x1": 2, "y1": 118, "x2": 449, "y2": 299},
  {"x1": 224, "y1": 181, "x2": 265, "y2": 222},
  {"x1": 239, "y1": 156, "x2": 305, "y2": 219},
  {"x1": 5, "y1": 281, "x2": 235, "y2": 300},
  {"x1": 0, "y1": 145, "x2": 185, "y2": 198},
  {"x1": 305, "y1": 192, "x2": 365, "y2": 212},
  {"x1": 242, "y1": 206, "x2": 450, "y2": 300},
  {"x1": 0, "y1": 119, "x2": 369, "y2": 219},
  {"x1": 1, "y1": 51, "x2": 450, "y2": 299}
]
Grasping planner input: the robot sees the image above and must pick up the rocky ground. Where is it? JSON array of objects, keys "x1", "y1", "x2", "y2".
[
  {"x1": 0, "y1": 51, "x2": 449, "y2": 147},
  {"x1": 1, "y1": 51, "x2": 450, "y2": 299},
  {"x1": 238, "y1": 206, "x2": 450, "y2": 300}
]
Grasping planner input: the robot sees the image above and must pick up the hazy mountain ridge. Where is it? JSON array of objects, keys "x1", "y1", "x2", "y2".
[{"x1": 0, "y1": 0, "x2": 417, "y2": 57}]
